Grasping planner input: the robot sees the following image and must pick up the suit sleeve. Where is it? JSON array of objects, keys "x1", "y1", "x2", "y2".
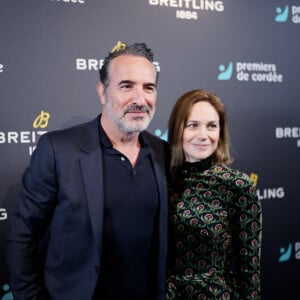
[
  {"x1": 231, "y1": 173, "x2": 262, "y2": 300},
  {"x1": 5, "y1": 133, "x2": 58, "y2": 300}
]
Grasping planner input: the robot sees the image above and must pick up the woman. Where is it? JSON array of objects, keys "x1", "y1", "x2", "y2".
[{"x1": 167, "y1": 90, "x2": 262, "y2": 299}]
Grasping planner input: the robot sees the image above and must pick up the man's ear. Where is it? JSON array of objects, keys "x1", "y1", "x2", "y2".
[{"x1": 96, "y1": 82, "x2": 106, "y2": 105}]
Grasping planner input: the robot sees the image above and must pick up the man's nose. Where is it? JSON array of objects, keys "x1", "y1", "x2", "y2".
[{"x1": 131, "y1": 87, "x2": 146, "y2": 104}]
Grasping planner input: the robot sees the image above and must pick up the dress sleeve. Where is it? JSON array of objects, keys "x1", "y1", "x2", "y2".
[{"x1": 230, "y1": 173, "x2": 262, "y2": 300}]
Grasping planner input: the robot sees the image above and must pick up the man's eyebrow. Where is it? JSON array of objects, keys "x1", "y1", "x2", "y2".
[
  {"x1": 118, "y1": 80, "x2": 134, "y2": 86},
  {"x1": 144, "y1": 82, "x2": 157, "y2": 88},
  {"x1": 117, "y1": 80, "x2": 157, "y2": 88}
]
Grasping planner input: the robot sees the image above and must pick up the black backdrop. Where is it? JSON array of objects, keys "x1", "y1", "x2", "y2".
[{"x1": 1, "y1": 1, "x2": 300, "y2": 299}]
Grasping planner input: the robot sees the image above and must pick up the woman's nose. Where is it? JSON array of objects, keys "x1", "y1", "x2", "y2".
[{"x1": 196, "y1": 127, "x2": 207, "y2": 141}]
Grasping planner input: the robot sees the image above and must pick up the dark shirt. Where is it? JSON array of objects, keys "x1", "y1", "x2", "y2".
[{"x1": 93, "y1": 125, "x2": 159, "y2": 300}]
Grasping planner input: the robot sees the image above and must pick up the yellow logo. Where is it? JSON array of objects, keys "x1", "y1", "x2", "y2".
[
  {"x1": 250, "y1": 173, "x2": 258, "y2": 187},
  {"x1": 33, "y1": 110, "x2": 50, "y2": 129},
  {"x1": 110, "y1": 41, "x2": 127, "y2": 53}
]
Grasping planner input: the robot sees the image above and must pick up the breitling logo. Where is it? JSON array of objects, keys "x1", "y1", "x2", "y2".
[
  {"x1": 0, "y1": 110, "x2": 50, "y2": 155},
  {"x1": 110, "y1": 41, "x2": 127, "y2": 53},
  {"x1": 250, "y1": 173, "x2": 258, "y2": 187},
  {"x1": 33, "y1": 111, "x2": 51, "y2": 129}
]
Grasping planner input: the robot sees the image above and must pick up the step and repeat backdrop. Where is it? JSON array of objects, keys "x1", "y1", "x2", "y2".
[{"x1": 0, "y1": 0, "x2": 299, "y2": 299}]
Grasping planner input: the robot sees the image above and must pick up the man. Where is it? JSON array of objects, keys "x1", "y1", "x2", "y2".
[{"x1": 6, "y1": 42, "x2": 168, "y2": 300}]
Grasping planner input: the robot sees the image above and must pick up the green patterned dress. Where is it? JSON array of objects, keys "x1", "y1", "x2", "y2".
[{"x1": 167, "y1": 157, "x2": 262, "y2": 300}]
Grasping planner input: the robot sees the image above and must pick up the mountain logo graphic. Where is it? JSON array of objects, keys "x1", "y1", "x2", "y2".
[
  {"x1": 278, "y1": 243, "x2": 292, "y2": 262},
  {"x1": 218, "y1": 62, "x2": 233, "y2": 80},
  {"x1": 275, "y1": 6, "x2": 289, "y2": 23}
]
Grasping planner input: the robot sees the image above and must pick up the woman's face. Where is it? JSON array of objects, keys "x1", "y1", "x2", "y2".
[{"x1": 183, "y1": 101, "x2": 220, "y2": 162}]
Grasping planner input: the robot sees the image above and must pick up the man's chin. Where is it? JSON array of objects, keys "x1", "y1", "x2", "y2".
[{"x1": 123, "y1": 121, "x2": 150, "y2": 134}]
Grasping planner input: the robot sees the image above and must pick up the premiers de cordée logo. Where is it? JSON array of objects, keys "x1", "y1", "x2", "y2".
[
  {"x1": 275, "y1": 5, "x2": 300, "y2": 24},
  {"x1": 218, "y1": 61, "x2": 283, "y2": 83}
]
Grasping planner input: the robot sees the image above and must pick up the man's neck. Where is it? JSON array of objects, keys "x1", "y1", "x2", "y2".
[
  {"x1": 100, "y1": 115, "x2": 141, "y2": 166},
  {"x1": 101, "y1": 115, "x2": 140, "y2": 146}
]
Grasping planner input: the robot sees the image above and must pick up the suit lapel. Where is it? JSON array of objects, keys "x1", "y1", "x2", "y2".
[
  {"x1": 144, "y1": 132, "x2": 168, "y2": 292},
  {"x1": 78, "y1": 117, "x2": 104, "y2": 255},
  {"x1": 80, "y1": 147, "x2": 104, "y2": 254}
]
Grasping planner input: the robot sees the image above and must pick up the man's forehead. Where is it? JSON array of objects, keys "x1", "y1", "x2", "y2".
[
  {"x1": 108, "y1": 55, "x2": 156, "y2": 81},
  {"x1": 109, "y1": 55, "x2": 155, "y2": 71}
]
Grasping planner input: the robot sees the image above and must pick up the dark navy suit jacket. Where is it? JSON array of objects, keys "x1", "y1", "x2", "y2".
[{"x1": 6, "y1": 116, "x2": 168, "y2": 300}]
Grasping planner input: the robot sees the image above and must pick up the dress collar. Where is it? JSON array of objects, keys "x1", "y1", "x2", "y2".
[{"x1": 181, "y1": 156, "x2": 213, "y2": 173}]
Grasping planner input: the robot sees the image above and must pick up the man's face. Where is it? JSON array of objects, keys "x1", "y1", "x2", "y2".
[{"x1": 98, "y1": 55, "x2": 157, "y2": 134}]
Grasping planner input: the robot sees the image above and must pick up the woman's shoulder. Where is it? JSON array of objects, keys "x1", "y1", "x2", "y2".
[{"x1": 211, "y1": 163, "x2": 254, "y2": 188}]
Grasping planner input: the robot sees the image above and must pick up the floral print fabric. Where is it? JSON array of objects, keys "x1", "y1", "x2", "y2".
[{"x1": 167, "y1": 158, "x2": 262, "y2": 299}]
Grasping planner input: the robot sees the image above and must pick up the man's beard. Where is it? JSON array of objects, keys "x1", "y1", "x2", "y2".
[{"x1": 105, "y1": 96, "x2": 154, "y2": 134}]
